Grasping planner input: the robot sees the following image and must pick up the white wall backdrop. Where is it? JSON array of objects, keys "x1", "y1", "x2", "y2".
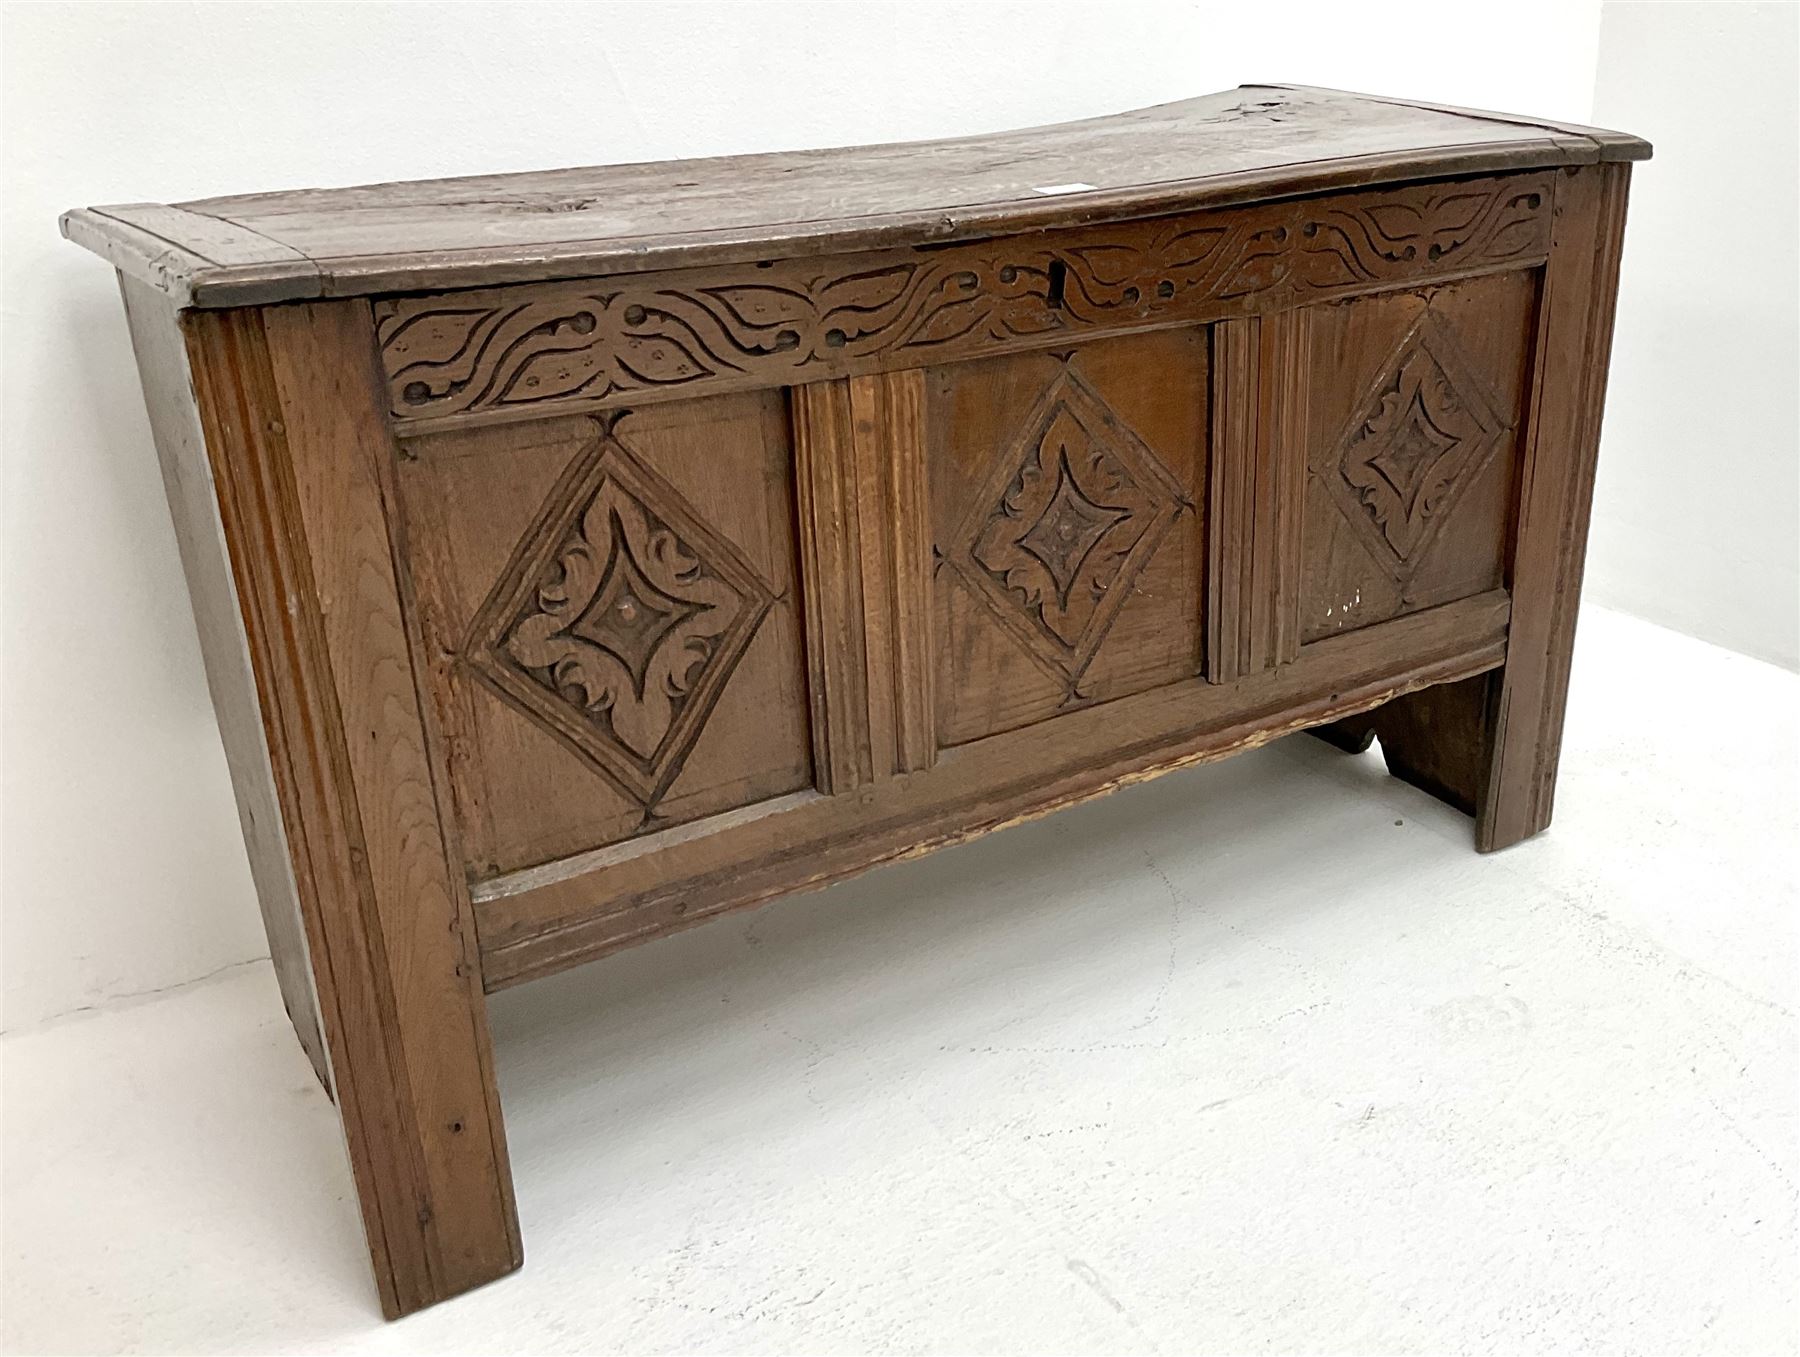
[
  {"x1": 1585, "y1": 0, "x2": 1800, "y2": 670},
  {"x1": 9, "y1": 0, "x2": 1735, "y2": 1032}
]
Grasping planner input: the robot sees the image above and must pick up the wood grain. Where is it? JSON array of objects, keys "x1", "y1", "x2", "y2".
[
  {"x1": 75, "y1": 96, "x2": 1643, "y2": 1318},
  {"x1": 1311, "y1": 670, "x2": 1498, "y2": 814},
  {"x1": 847, "y1": 370, "x2": 935, "y2": 777},
  {"x1": 1481, "y1": 163, "x2": 1633, "y2": 850},
  {"x1": 1259, "y1": 83, "x2": 1651, "y2": 163},
  {"x1": 118, "y1": 277, "x2": 328, "y2": 1087},
  {"x1": 61, "y1": 87, "x2": 1646, "y2": 307},
  {"x1": 791, "y1": 380, "x2": 873, "y2": 792},
  {"x1": 181, "y1": 300, "x2": 519, "y2": 1317},
  {"x1": 1299, "y1": 270, "x2": 1537, "y2": 644},
  {"x1": 928, "y1": 332, "x2": 1207, "y2": 744},
  {"x1": 789, "y1": 370, "x2": 936, "y2": 788},
  {"x1": 1369, "y1": 671, "x2": 1499, "y2": 816},
  {"x1": 1207, "y1": 312, "x2": 1307, "y2": 681},
  {"x1": 1303, "y1": 166, "x2": 1633, "y2": 851},
  {"x1": 370, "y1": 171, "x2": 1557, "y2": 430},
  {"x1": 400, "y1": 396, "x2": 812, "y2": 872},
  {"x1": 476, "y1": 590, "x2": 1512, "y2": 987}
]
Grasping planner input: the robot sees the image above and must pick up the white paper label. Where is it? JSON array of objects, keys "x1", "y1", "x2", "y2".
[{"x1": 1030, "y1": 182, "x2": 1099, "y2": 195}]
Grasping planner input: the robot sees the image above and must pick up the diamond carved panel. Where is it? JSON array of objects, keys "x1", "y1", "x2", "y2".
[
  {"x1": 465, "y1": 431, "x2": 773, "y2": 807},
  {"x1": 951, "y1": 368, "x2": 1186, "y2": 685},
  {"x1": 1325, "y1": 311, "x2": 1509, "y2": 578}
]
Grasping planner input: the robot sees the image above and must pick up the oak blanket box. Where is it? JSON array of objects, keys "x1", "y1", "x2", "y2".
[{"x1": 63, "y1": 84, "x2": 1648, "y2": 1315}]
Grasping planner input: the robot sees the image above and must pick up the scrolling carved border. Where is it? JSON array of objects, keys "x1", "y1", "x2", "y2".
[{"x1": 376, "y1": 172, "x2": 1552, "y2": 428}]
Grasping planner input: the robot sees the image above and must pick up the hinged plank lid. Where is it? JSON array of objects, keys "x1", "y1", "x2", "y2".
[{"x1": 61, "y1": 84, "x2": 1649, "y2": 308}]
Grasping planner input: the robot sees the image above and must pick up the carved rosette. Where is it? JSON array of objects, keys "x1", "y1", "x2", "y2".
[
  {"x1": 950, "y1": 368, "x2": 1185, "y2": 686},
  {"x1": 465, "y1": 430, "x2": 773, "y2": 806},
  {"x1": 1324, "y1": 312, "x2": 1509, "y2": 577}
]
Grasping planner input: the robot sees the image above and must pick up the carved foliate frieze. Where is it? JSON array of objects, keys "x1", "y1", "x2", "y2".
[
  {"x1": 948, "y1": 367, "x2": 1187, "y2": 687},
  {"x1": 464, "y1": 426, "x2": 773, "y2": 806},
  {"x1": 1323, "y1": 311, "x2": 1509, "y2": 577},
  {"x1": 377, "y1": 173, "x2": 1553, "y2": 425}
]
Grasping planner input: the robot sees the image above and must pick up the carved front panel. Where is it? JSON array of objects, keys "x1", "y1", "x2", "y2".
[
  {"x1": 396, "y1": 393, "x2": 812, "y2": 878},
  {"x1": 384, "y1": 243, "x2": 1534, "y2": 884},
  {"x1": 464, "y1": 437, "x2": 775, "y2": 806},
  {"x1": 929, "y1": 329, "x2": 1207, "y2": 746},
  {"x1": 1301, "y1": 270, "x2": 1538, "y2": 641}
]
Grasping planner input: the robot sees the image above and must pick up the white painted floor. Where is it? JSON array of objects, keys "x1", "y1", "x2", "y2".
[{"x1": 4, "y1": 607, "x2": 1796, "y2": 1355}]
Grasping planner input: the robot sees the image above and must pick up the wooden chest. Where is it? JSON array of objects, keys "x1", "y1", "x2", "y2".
[{"x1": 65, "y1": 84, "x2": 1648, "y2": 1316}]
